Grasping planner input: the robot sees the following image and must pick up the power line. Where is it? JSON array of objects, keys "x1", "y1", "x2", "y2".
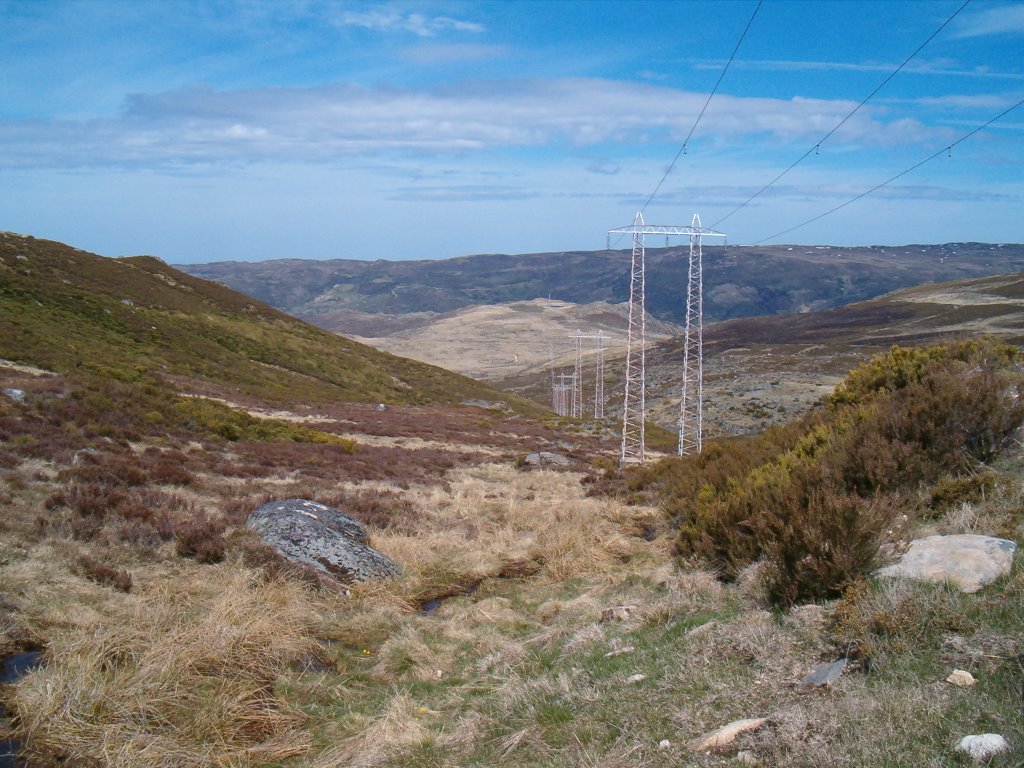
[
  {"x1": 711, "y1": 0, "x2": 973, "y2": 229},
  {"x1": 639, "y1": 0, "x2": 763, "y2": 217},
  {"x1": 750, "y1": 96, "x2": 1024, "y2": 245}
]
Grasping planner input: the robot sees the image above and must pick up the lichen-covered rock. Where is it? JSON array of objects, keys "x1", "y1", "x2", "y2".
[
  {"x1": 246, "y1": 499, "x2": 400, "y2": 582},
  {"x1": 876, "y1": 534, "x2": 1016, "y2": 593},
  {"x1": 522, "y1": 451, "x2": 571, "y2": 467}
]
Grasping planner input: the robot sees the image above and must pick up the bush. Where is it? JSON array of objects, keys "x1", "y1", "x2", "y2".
[
  {"x1": 79, "y1": 556, "x2": 132, "y2": 593},
  {"x1": 175, "y1": 511, "x2": 227, "y2": 564},
  {"x1": 669, "y1": 340, "x2": 1024, "y2": 606}
]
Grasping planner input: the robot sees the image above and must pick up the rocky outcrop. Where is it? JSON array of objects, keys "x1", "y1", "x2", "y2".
[
  {"x1": 876, "y1": 534, "x2": 1016, "y2": 593},
  {"x1": 246, "y1": 499, "x2": 400, "y2": 583}
]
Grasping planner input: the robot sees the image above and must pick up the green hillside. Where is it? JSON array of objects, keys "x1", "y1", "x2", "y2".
[{"x1": 0, "y1": 232, "x2": 538, "y2": 412}]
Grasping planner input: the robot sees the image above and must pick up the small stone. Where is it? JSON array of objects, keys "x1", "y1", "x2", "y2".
[
  {"x1": 600, "y1": 605, "x2": 638, "y2": 623},
  {"x1": 799, "y1": 658, "x2": 847, "y2": 689},
  {"x1": 946, "y1": 669, "x2": 976, "y2": 687},
  {"x1": 626, "y1": 673, "x2": 646, "y2": 684},
  {"x1": 603, "y1": 645, "x2": 635, "y2": 658},
  {"x1": 658, "y1": 739, "x2": 671, "y2": 750},
  {"x1": 688, "y1": 718, "x2": 767, "y2": 752},
  {"x1": 956, "y1": 734, "x2": 1009, "y2": 761}
]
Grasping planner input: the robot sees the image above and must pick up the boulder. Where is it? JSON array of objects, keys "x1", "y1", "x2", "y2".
[
  {"x1": 2, "y1": 388, "x2": 25, "y2": 403},
  {"x1": 246, "y1": 499, "x2": 400, "y2": 582},
  {"x1": 522, "y1": 451, "x2": 571, "y2": 467},
  {"x1": 875, "y1": 534, "x2": 1016, "y2": 593}
]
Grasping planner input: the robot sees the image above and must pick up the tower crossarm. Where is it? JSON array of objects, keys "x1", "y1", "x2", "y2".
[{"x1": 607, "y1": 224, "x2": 727, "y2": 238}]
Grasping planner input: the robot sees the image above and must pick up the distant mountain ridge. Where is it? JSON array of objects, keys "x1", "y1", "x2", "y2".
[{"x1": 180, "y1": 242, "x2": 1024, "y2": 332}]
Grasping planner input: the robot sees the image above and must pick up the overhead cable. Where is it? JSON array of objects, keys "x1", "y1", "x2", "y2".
[
  {"x1": 750, "y1": 95, "x2": 1024, "y2": 245},
  {"x1": 639, "y1": 0, "x2": 763, "y2": 217},
  {"x1": 711, "y1": 0, "x2": 973, "y2": 229}
]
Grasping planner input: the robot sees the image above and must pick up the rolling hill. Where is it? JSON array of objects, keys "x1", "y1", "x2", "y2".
[
  {"x1": 496, "y1": 270, "x2": 1024, "y2": 438},
  {"x1": 0, "y1": 232, "x2": 539, "y2": 413}
]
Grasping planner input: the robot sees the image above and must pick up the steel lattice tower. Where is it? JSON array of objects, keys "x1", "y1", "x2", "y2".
[
  {"x1": 593, "y1": 330, "x2": 611, "y2": 419},
  {"x1": 608, "y1": 213, "x2": 725, "y2": 465},
  {"x1": 678, "y1": 213, "x2": 706, "y2": 456},
  {"x1": 571, "y1": 329, "x2": 584, "y2": 418}
]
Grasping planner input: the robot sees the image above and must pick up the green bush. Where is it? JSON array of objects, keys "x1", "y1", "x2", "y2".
[{"x1": 669, "y1": 339, "x2": 1024, "y2": 606}]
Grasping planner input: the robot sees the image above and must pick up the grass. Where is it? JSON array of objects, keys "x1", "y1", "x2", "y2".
[
  {"x1": 0, "y1": 232, "x2": 544, "y2": 415},
  {"x1": 1, "y1": 278, "x2": 1022, "y2": 766}
]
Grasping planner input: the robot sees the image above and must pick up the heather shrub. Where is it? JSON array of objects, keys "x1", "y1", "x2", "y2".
[
  {"x1": 79, "y1": 556, "x2": 133, "y2": 593},
  {"x1": 670, "y1": 340, "x2": 1024, "y2": 606},
  {"x1": 175, "y1": 510, "x2": 227, "y2": 564}
]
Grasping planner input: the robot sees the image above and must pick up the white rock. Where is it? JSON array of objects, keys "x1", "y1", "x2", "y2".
[
  {"x1": 658, "y1": 739, "x2": 671, "y2": 750},
  {"x1": 688, "y1": 718, "x2": 767, "y2": 752},
  {"x1": 876, "y1": 534, "x2": 1016, "y2": 593},
  {"x1": 945, "y1": 669, "x2": 976, "y2": 687},
  {"x1": 626, "y1": 673, "x2": 647, "y2": 684},
  {"x1": 956, "y1": 734, "x2": 1009, "y2": 760},
  {"x1": 603, "y1": 645, "x2": 635, "y2": 658}
]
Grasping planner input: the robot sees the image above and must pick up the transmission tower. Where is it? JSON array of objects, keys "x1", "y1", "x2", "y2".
[
  {"x1": 607, "y1": 213, "x2": 725, "y2": 465},
  {"x1": 679, "y1": 213, "x2": 709, "y2": 456},
  {"x1": 567, "y1": 330, "x2": 616, "y2": 420},
  {"x1": 571, "y1": 329, "x2": 584, "y2": 418},
  {"x1": 593, "y1": 330, "x2": 612, "y2": 419}
]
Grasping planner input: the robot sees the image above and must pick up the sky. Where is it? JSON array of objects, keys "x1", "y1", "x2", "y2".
[{"x1": 1, "y1": 0, "x2": 1022, "y2": 264}]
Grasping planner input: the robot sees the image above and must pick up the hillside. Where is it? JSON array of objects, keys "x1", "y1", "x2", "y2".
[
  {"x1": 349, "y1": 298, "x2": 681, "y2": 381},
  {"x1": 180, "y1": 242, "x2": 1024, "y2": 331},
  {"x1": 497, "y1": 270, "x2": 1024, "y2": 437},
  {"x1": 0, "y1": 232, "x2": 538, "y2": 413}
]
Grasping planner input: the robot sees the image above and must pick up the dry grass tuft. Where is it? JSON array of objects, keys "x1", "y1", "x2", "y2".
[
  {"x1": 10, "y1": 567, "x2": 317, "y2": 767},
  {"x1": 312, "y1": 695, "x2": 428, "y2": 768},
  {"x1": 370, "y1": 625, "x2": 443, "y2": 683}
]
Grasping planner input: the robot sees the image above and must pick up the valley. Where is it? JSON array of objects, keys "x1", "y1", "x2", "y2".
[{"x1": 0, "y1": 233, "x2": 1021, "y2": 768}]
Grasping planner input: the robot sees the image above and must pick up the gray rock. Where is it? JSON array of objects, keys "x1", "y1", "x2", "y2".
[
  {"x1": 246, "y1": 499, "x2": 399, "y2": 583},
  {"x1": 799, "y1": 658, "x2": 847, "y2": 689},
  {"x1": 523, "y1": 451, "x2": 571, "y2": 467},
  {"x1": 876, "y1": 534, "x2": 1016, "y2": 593},
  {"x1": 956, "y1": 734, "x2": 1010, "y2": 761},
  {"x1": 2, "y1": 388, "x2": 25, "y2": 403}
]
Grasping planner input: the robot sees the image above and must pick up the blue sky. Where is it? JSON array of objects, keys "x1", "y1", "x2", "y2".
[{"x1": 1, "y1": 0, "x2": 1022, "y2": 263}]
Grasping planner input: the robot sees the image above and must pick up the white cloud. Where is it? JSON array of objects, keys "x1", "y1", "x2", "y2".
[
  {"x1": 0, "y1": 78, "x2": 953, "y2": 170},
  {"x1": 952, "y1": 3, "x2": 1024, "y2": 38},
  {"x1": 335, "y1": 8, "x2": 484, "y2": 37}
]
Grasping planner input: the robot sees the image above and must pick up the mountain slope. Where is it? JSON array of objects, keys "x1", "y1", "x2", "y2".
[
  {"x1": 180, "y1": 242, "x2": 1024, "y2": 329},
  {"x1": 496, "y1": 270, "x2": 1024, "y2": 437},
  {"x1": 0, "y1": 232, "x2": 538, "y2": 412}
]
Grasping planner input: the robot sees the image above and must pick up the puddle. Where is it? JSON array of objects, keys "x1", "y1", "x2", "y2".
[
  {"x1": 0, "y1": 654, "x2": 42, "y2": 686},
  {"x1": 1, "y1": 651, "x2": 43, "y2": 768},
  {"x1": 421, "y1": 582, "x2": 481, "y2": 615}
]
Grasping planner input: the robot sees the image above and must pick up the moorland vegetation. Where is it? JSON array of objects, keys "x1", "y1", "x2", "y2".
[{"x1": 0, "y1": 232, "x2": 1021, "y2": 766}]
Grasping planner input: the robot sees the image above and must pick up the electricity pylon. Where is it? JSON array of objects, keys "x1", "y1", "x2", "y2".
[{"x1": 607, "y1": 213, "x2": 725, "y2": 465}]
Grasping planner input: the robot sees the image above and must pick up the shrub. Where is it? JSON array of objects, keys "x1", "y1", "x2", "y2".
[
  {"x1": 175, "y1": 510, "x2": 227, "y2": 564},
  {"x1": 79, "y1": 556, "x2": 132, "y2": 593},
  {"x1": 669, "y1": 339, "x2": 1024, "y2": 606}
]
